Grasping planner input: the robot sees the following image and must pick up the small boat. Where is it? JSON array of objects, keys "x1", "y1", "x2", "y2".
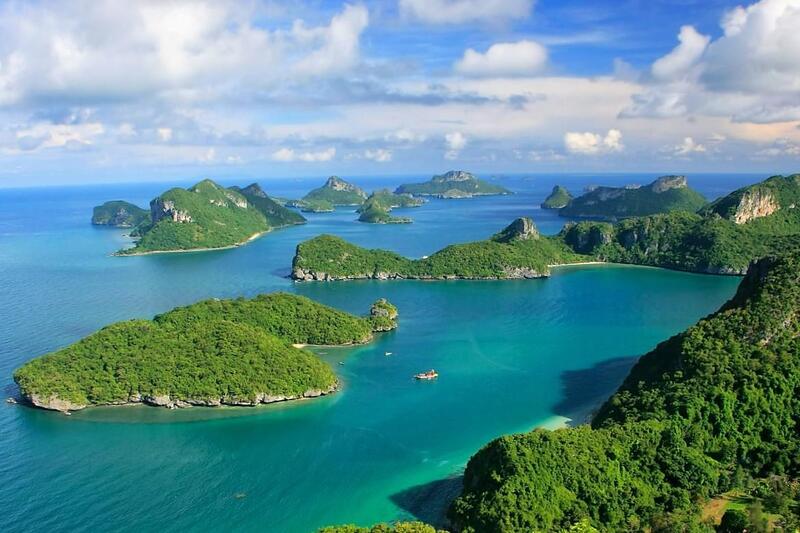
[
  {"x1": 6, "y1": 397, "x2": 16, "y2": 404},
  {"x1": 384, "y1": 351, "x2": 393, "y2": 356},
  {"x1": 338, "y1": 361, "x2": 345, "y2": 366},
  {"x1": 414, "y1": 369, "x2": 438, "y2": 380}
]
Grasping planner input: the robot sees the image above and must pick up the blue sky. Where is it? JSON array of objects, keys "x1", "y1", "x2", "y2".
[{"x1": 0, "y1": 0, "x2": 799, "y2": 187}]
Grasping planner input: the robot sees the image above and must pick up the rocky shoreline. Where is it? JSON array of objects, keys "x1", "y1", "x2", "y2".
[
  {"x1": 24, "y1": 382, "x2": 339, "y2": 413},
  {"x1": 291, "y1": 266, "x2": 548, "y2": 281}
]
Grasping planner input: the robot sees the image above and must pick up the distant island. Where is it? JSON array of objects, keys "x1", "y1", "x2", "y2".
[
  {"x1": 395, "y1": 170, "x2": 511, "y2": 198},
  {"x1": 91, "y1": 200, "x2": 149, "y2": 228},
  {"x1": 448, "y1": 250, "x2": 800, "y2": 531},
  {"x1": 559, "y1": 175, "x2": 706, "y2": 219},
  {"x1": 357, "y1": 189, "x2": 423, "y2": 224},
  {"x1": 540, "y1": 185, "x2": 572, "y2": 209},
  {"x1": 288, "y1": 176, "x2": 368, "y2": 212},
  {"x1": 106, "y1": 179, "x2": 305, "y2": 255},
  {"x1": 14, "y1": 293, "x2": 397, "y2": 412},
  {"x1": 292, "y1": 217, "x2": 585, "y2": 281},
  {"x1": 294, "y1": 174, "x2": 800, "y2": 278}
]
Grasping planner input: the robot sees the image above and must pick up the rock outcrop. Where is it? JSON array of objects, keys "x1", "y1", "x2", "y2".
[
  {"x1": 150, "y1": 198, "x2": 193, "y2": 223},
  {"x1": 492, "y1": 217, "x2": 540, "y2": 243},
  {"x1": 732, "y1": 187, "x2": 780, "y2": 224},
  {"x1": 650, "y1": 175, "x2": 687, "y2": 193}
]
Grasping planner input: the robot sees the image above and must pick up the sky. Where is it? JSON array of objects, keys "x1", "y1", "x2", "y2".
[{"x1": 0, "y1": 0, "x2": 799, "y2": 187}]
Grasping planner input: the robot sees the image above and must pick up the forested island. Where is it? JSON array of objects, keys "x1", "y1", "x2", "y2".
[
  {"x1": 289, "y1": 176, "x2": 368, "y2": 212},
  {"x1": 558, "y1": 175, "x2": 707, "y2": 219},
  {"x1": 292, "y1": 217, "x2": 585, "y2": 281},
  {"x1": 91, "y1": 200, "x2": 149, "y2": 228},
  {"x1": 357, "y1": 189, "x2": 423, "y2": 224},
  {"x1": 541, "y1": 185, "x2": 573, "y2": 209},
  {"x1": 104, "y1": 179, "x2": 305, "y2": 255},
  {"x1": 296, "y1": 174, "x2": 800, "y2": 279},
  {"x1": 447, "y1": 250, "x2": 800, "y2": 531},
  {"x1": 14, "y1": 293, "x2": 397, "y2": 412},
  {"x1": 395, "y1": 170, "x2": 510, "y2": 198}
]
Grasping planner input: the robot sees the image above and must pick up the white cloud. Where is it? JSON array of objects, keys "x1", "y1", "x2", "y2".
[
  {"x1": 399, "y1": 0, "x2": 533, "y2": 24},
  {"x1": 385, "y1": 129, "x2": 427, "y2": 143},
  {"x1": 564, "y1": 129, "x2": 623, "y2": 155},
  {"x1": 363, "y1": 148, "x2": 392, "y2": 162},
  {"x1": 651, "y1": 26, "x2": 709, "y2": 82},
  {"x1": 15, "y1": 122, "x2": 104, "y2": 151},
  {"x1": 755, "y1": 138, "x2": 800, "y2": 157},
  {"x1": 623, "y1": 0, "x2": 800, "y2": 123},
  {"x1": 444, "y1": 131, "x2": 467, "y2": 159},
  {"x1": 455, "y1": 40, "x2": 547, "y2": 77},
  {"x1": 672, "y1": 137, "x2": 707, "y2": 156},
  {"x1": 157, "y1": 128, "x2": 173, "y2": 142},
  {"x1": 0, "y1": 1, "x2": 369, "y2": 105},
  {"x1": 271, "y1": 147, "x2": 336, "y2": 162}
]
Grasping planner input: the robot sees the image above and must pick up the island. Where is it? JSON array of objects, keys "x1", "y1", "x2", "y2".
[
  {"x1": 291, "y1": 217, "x2": 586, "y2": 281},
  {"x1": 289, "y1": 176, "x2": 368, "y2": 212},
  {"x1": 448, "y1": 250, "x2": 800, "y2": 532},
  {"x1": 114, "y1": 179, "x2": 304, "y2": 255},
  {"x1": 13, "y1": 293, "x2": 398, "y2": 412},
  {"x1": 229, "y1": 183, "x2": 306, "y2": 227},
  {"x1": 91, "y1": 200, "x2": 149, "y2": 228},
  {"x1": 357, "y1": 189, "x2": 423, "y2": 224},
  {"x1": 540, "y1": 185, "x2": 572, "y2": 209},
  {"x1": 297, "y1": 175, "x2": 800, "y2": 279},
  {"x1": 395, "y1": 170, "x2": 511, "y2": 198},
  {"x1": 559, "y1": 175, "x2": 706, "y2": 219}
]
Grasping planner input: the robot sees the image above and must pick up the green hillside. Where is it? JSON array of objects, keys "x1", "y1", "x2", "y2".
[
  {"x1": 91, "y1": 200, "x2": 149, "y2": 228},
  {"x1": 395, "y1": 170, "x2": 511, "y2": 198}
]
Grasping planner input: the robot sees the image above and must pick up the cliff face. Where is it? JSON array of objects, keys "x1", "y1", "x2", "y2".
[
  {"x1": 492, "y1": 217, "x2": 540, "y2": 243},
  {"x1": 732, "y1": 187, "x2": 780, "y2": 224},
  {"x1": 150, "y1": 198, "x2": 193, "y2": 223},
  {"x1": 649, "y1": 175, "x2": 687, "y2": 193}
]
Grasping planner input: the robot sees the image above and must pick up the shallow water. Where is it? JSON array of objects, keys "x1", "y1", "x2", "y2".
[{"x1": 0, "y1": 174, "x2": 754, "y2": 532}]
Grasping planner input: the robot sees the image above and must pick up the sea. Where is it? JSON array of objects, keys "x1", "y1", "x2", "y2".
[{"x1": 0, "y1": 173, "x2": 758, "y2": 532}]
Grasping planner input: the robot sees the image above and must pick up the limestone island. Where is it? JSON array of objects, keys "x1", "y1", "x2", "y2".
[
  {"x1": 13, "y1": 293, "x2": 398, "y2": 413},
  {"x1": 558, "y1": 175, "x2": 706, "y2": 220},
  {"x1": 540, "y1": 185, "x2": 573, "y2": 209},
  {"x1": 287, "y1": 176, "x2": 368, "y2": 213},
  {"x1": 109, "y1": 179, "x2": 305, "y2": 255},
  {"x1": 395, "y1": 170, "x2": 511, "y2": 199},
  {"x1": 295, "y1": 174, "x2": 800, "y2": 278},
  {"x1": 91, "y1": 200, "x2": 149, "y2": 228},
  {"x1": 357, "y1": 189, "x2": 424, "y2": 224},
  {"x1": 292, "y1": 217, "x2": 586, "y2": 281}
]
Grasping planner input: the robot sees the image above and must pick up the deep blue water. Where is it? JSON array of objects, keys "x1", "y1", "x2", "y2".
[{"x1": 0, "y1": 173, "x2": 758, "y2": 532}]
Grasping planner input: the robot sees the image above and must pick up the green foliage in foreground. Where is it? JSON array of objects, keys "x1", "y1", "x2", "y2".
[
  {"x1": 293, "y1": 224, "x2": 586, "y2": 280},
  {"x1": 541, "y1": 185, "x2": 573, "y2": 209},
  {"x1": 14, "y1": 293, "x2": 394, "y2": 408},
  {"x1": 91, "y1": 200, "x2": 149, "y2": 228},
  {"x1": 122, "y1": 179, "x2": 269, "y2": 254},
  {"x1": 449, "y1": 251, "x2": 800, "y2": 531},
  {"x1": 319, "y1": 522, "x2": 447, "y2": 533}
]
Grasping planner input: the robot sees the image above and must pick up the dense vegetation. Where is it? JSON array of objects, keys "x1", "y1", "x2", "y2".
[
  {"x1": 357, "y1": 189, "x2": 421, "y2": 223},
  {"x1": 560, "y1": 177, "x2": 800, "y2": 274},
  {"x1": 14, "y1": 293, "x2": 396, "y2": 411},
  {"x1": 120, "y1": 179, "x2": 270, "y2": 254},
  {"x1": 541, "y1": 185, "x2": 573, "y2": 209},
  {"x1": 293, "y1": 218, "x2": 586, "y2": 280},
  {"x1": 230, "y1": 183, "x2": 306, "y2": 227},
  {"x1": 560, "y1": 176, "x2": 706, "y2": 219},
  {"x1": 91, "y1": 200, "x2": 149, "y2": 228},
  {"x1": 301, "y1": 176, "x2": 368, "y2": 207},
  {"x1": 395, "y1": 170, "x2": 510, "y2": 198},
  {"x1": 449, "y1": 251, "x2": 800, "y2": 531},
  {"x1": 319, "y1": 522, "x2": 447, "y2": 533}
]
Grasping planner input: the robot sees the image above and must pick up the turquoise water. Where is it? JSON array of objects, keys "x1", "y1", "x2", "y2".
[{"x1": 0, "y1": 174, "x2": 753, "y2": 532}]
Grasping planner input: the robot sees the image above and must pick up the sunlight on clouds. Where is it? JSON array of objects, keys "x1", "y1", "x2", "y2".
[
  {"x1": 271, "y1": 147, "x2": 336, "y2": 162},
  {"x1": 455, "y1": 41, "x2": 547, "y2": 77},
  {"x1": 564, "y1": 129, "x2": 623, "y2": 155}
]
